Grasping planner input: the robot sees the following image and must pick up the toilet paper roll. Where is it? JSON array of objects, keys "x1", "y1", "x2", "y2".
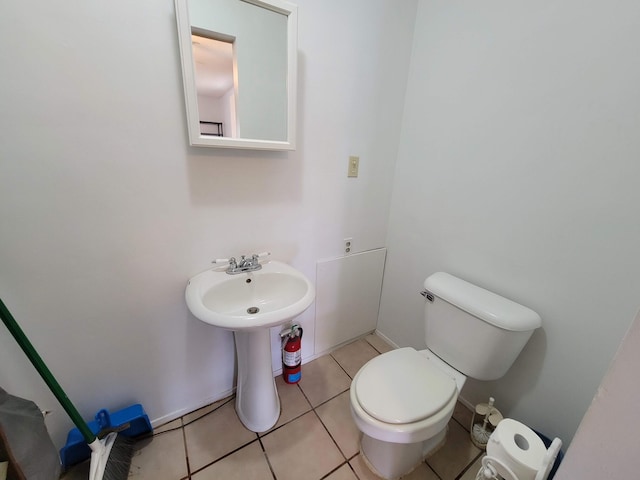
[{"x1": 486, "y1": 418, "x2": 547, "y2": 480}]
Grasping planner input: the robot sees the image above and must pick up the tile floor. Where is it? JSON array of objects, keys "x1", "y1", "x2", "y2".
[{"x1": 62, "y1": 334, "x2": 486, "y2": 480}]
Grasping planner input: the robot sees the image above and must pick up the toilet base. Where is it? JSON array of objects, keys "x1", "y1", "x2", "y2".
[{"x1": 360, "y1": 426, "x2": 448, "y2": 480}]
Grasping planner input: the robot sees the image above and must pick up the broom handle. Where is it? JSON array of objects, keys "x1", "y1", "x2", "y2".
[{"x1": 0, "y1": 299, "x2": 96, "y2": 444}]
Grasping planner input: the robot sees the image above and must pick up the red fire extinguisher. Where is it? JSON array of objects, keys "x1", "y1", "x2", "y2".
[{"x1": 281, "y1": 324, "x2": 303, "y2": 384}]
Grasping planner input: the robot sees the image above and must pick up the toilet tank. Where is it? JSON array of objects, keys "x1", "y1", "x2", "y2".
[{"x1": 423, "y1": 272, "x2": 541, "y2": 381}]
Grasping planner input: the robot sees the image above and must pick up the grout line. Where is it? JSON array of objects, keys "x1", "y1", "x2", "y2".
[
  {"x1": 295, "y1": 381, "x2": 311, "y2": 404},
  {"x1": 262, "y1": 382, "x2": 315, "y2": 433},
  {"x1": 181, "y1": 395, "x2": 235, "y2": 427},
  {"x1": 135, "y1": 423, "x2": 184, "y2": 441},
  {"x1": 187, "y1": 437, "x2": 260, "y2": 477},
  {"x1": 308, "y1": 386, "x2": 351, "y2": 410},
  {"x1": 455, "y1": 450, "x2": 484, "y2": 480},
  {"x1": 452, "y1": 412, "x2": 470, "y2": 433},
  {"x1": 296, "y1": 365, "x2": 355, "y2": 477},
  {"x1": 180, "y1": 417, "x2": 192, "y2": 479},
  {"x1": 416, "y1": 459, "x2": 443, "y2": 480},
  {"x1": 329, "y1": 352, "x2": 356, "y2": 380},
  {"x1": 258, "y1": 407, "x2": 311, "y2": 437},
  {"x1": 257, "y1": 435, "x2": 278, "y2": 480},
  {"x1": 344, "y1": 452, "x2": 364, "y2": 480},
  {"x1": 257, "y1": 389, "x2": 351, "y2": 480},
  {"x1": 347, "y1": 452, "x2": 359, "y2": 462},
  {"x1": 328, "y1": 339, "x2": 381, "y2": 381},
  {"x1": 295, "y1": 375, "x2": 350, "y2": 411},
  {"x1": 312, "y1": 406, "x2": 348, "y2": 461},
  {"x1": 363, "y1": 336, "x2": 386, "y2": 354},
  {"x1": 318, "y1": 461, "x2": 349, "y2": 479}
]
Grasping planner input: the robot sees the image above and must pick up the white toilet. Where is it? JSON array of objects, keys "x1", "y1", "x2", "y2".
[{"x1": 350, "y1": 272, "x2": 542, "y2": 479}]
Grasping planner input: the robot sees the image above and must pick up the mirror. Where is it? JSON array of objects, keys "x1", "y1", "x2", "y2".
[{"x1": 175, "y1": 0, "x2": 297, "y2": 150}]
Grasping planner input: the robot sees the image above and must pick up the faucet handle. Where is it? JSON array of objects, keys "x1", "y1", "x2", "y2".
[
  {"x1": 249, "y1": 252, "x2": 270, "y2": 265},
  {"x1": 212, "y1": 257, "x2": 237, "y2": 266}
]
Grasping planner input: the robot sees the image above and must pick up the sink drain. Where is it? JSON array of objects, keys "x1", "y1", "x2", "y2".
[{"x1": 247, "y1": 307, "x2": 260, "y2": 314}]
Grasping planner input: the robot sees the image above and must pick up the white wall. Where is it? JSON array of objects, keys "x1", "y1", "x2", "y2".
[
  {"x1": 378, "y1": 0, "x2": 640, "y2": 445},
  {"x1": 555, "y1": 308, "x2": 640, "y2": 478},
  {"x1": 196, "y1": 93, "x2": 226, "y2": 134},
  {"x1": 0, "y1": 0, "x2": 417, "y2": 448}
]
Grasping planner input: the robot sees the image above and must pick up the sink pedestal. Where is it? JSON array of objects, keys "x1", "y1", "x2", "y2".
[
  {"x1": 186, "y1": 260, "x2": 315, "y2": 432},
  {"x1": 234, "y1": 329, "x2": 280, "y2": 432}
]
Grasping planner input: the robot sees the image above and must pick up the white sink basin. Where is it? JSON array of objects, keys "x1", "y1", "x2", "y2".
[
  {"x1": 185, "y1": 259, "x2": 315, "y2": 433},
  {"x1": 186, "y1": 260, "x2": 315, "y2": 330}
]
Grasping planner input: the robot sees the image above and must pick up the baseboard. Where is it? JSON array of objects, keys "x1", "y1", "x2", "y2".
[
  {"x1": 149, "y1": 386, "x2": 236, "y2": 428},
  {"x1": 372, "y1": 329, "x2": 400, "y2": 349},
  {"x1": 456, "y1": 394, "x2": 475, "y2": 412}
]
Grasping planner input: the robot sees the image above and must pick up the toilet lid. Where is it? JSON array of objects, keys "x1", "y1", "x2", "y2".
[{"x1": 354, "y1": 348, "x2": 457, "y2": 424}]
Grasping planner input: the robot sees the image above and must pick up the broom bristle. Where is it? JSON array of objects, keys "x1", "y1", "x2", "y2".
[{"x1": 101, "y1": 435, "x2": 135, "y2": 480}]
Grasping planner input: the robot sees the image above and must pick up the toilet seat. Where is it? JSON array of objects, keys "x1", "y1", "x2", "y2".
[{"x1": 354, "y1": 347, "x2": 457, "y2": 424}]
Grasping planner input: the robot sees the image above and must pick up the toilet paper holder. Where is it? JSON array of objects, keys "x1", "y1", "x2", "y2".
[{"x1": 478, "y1": 419, "x2": 563, "y2": 480}]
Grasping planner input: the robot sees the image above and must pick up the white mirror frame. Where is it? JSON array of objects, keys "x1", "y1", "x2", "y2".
[{"x1": 175, "y1": 0, "x2": 297, "y2": 150}]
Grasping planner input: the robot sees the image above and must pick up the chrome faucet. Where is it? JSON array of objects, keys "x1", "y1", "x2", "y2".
[
  {"x1": 237, "y1": 254, "x2": 258, "y2": 269},
  {"x1": 212, "y1": 252, "x2": 270, "y2": 275},
  {"x1": 227, "y1": 257, "x2": 238, "y2": 270}
]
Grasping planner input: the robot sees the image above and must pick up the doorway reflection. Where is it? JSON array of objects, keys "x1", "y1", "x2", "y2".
[{"x1": 191, "y1": 32, "x2": 238, "y2": 137}]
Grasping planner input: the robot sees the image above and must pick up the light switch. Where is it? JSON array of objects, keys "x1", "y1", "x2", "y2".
[{"x1": 348, "y1": 156, "x2": 359, "y2": 177}]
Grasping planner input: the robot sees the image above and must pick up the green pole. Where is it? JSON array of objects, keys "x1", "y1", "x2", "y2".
[{"x1": 0, "y1": 298, "x2": 96, "y2": 444}]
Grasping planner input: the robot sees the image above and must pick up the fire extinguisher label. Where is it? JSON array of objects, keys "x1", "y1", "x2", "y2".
[
  {"x1": 286, "y1": 371, "x2": 301, "y2": 383},
  {"x1": 283, "y1": 349, "x2": 301, "y2": 367}
]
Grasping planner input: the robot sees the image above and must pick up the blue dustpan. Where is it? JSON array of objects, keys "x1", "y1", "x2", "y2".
[{"x1": 60, "y1": 404, "x2": 152, "y2": 468}]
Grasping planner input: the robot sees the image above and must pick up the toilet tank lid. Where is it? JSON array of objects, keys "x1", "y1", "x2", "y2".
[{"x1": 424, "y1": 272, "x2": 542, "y2": 332}]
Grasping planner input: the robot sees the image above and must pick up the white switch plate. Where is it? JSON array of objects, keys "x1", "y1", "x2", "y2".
[{"x1": 348, "y1": 156, "x2": 359, "y2": 177}]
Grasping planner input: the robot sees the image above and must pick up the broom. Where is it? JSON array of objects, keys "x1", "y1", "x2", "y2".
[{"x1": 0, "y1": 299, "x2": 133, "y2": 480}]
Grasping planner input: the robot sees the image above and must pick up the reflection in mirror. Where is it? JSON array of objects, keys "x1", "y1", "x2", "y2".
[
  {"x1": 191, "y1": 31, "x2": 237, "y2": 137},
  {"x1": 175, "y1": 0, "x2": 297, "y2": 150}
]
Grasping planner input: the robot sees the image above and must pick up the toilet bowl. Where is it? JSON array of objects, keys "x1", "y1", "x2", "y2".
[
  {"x1": 350, "y1": 347, "x2": 465, "y2": 479},
  {"x1": 349, "y1": 272, "x2": 542, "y2": 480}
]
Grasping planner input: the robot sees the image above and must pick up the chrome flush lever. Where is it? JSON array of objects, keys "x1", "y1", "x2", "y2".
[{"x1": 420, "y1": 290, "x2": 435, "y2": 302}]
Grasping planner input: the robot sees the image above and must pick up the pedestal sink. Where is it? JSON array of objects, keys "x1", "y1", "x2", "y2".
[{"x1": 185, "y1": 260, "x2": 315, "y2": 432}]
